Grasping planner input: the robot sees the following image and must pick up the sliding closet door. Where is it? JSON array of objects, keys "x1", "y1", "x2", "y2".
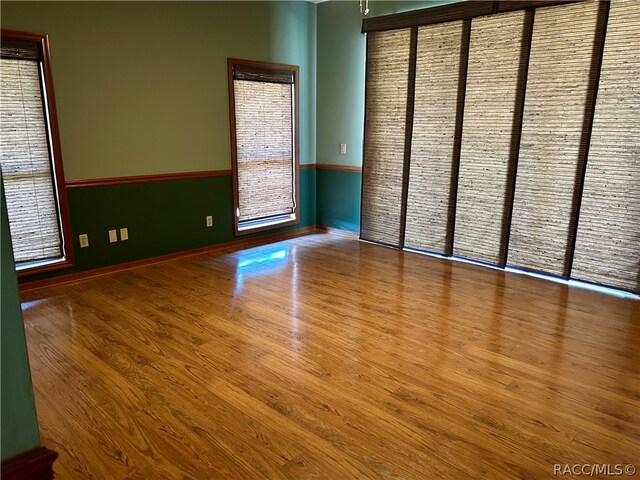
[
  {"x1": 453, "y1": 11, "x2": 527, "y2": 265},
  {"x1": 508, "y1": 1, "x2": 603, "y2": 277},
  {"x1": 572, "y1": 0, "x2": 640, "y2": 292},
  {"x1": 361, "y1": 29, "x2": 411, "y2": 247},
  {"x1": 404, "y1": 21, "x2": 467, "y2": 254}
]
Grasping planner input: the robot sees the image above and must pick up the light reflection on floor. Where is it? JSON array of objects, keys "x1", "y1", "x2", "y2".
[
  {"x1": 233, "y1": 244, "x2": 290, "y2": 296},
  {"x1": 232, "y1": 242, "x2": 302, "y2": 352},
  {"x1": 21, "y1": 298, "x2": 50, "y2": 310}
]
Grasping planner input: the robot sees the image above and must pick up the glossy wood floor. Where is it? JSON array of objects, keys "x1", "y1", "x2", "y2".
[{"x1": 20, "y1": 233, "x2": 640, "y2": 479}]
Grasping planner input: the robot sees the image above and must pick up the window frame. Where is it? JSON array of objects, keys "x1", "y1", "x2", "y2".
[
  {"x1": 227, "y1": 58, "x2": 300, "y2": 236},
  {"x1": 1, "y1": 29, "x2": 74, "y2": 276}
]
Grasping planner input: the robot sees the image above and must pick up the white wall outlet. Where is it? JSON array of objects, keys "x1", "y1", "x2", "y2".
[
  {"x1": 120, "y1": 227, "x2": 129, "y2": 241},
  {"x1": 79, "y1": 234, "x2": 89, "y2": 248},
  {"x1": 339, "y1": 143, "x2": 347, "y2": 155},
  {"x1": 108, "y1": 229, "x2": 118, "y2": 243},
  {"x1": 206, "y1": 215, "x2": 213, "y2": 227}
]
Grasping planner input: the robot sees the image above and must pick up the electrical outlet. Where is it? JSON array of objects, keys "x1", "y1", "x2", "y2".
[
  {"x1": 120, "y1": 227, "x2": 129, "y2": 241},
  {"x1": 108, "y1": 229, "x2": 118, "y2": 243},
  {"x1": 206, "y1": 215, "x2": 213, "y2": 227},
  {"x1": 339, "y1": 143, "x2": 347, "y2": 155},
  {"x1": 79, "y1": 234, "x2": 89, "y2": 248}
]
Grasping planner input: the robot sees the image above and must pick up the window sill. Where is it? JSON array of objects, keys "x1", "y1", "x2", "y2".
[
  {"x1": 236, "y1": 214, "x2": 299, "y2": 236},
  {"x1": 16, "y1": 258, "x2": 74, "y2": 278}
]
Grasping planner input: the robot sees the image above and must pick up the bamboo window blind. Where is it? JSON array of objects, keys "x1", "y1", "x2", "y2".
[
  {"x1": 0, "y1": 39, "x2": 62, "y2": 263},
  {"x1": 360, "y1": 0, "x2": 639, "y2": 293}
]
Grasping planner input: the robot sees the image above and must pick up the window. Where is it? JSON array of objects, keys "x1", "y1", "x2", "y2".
[
  {"x1": 0, "y1": 30, "x2": 73, "y2": 275},
  {"x1": 227, "y1": 58, "x2": 299, "y2": 235}
]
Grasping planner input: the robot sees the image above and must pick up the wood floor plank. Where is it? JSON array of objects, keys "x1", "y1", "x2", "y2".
[{"x1": 19, "y1": 233, "x2": 639, "y2": 479}]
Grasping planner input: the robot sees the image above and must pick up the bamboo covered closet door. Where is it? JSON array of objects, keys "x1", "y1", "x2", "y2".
[
  {"x1": 360, "y1": 29, "x2": 411, "y2": 247},
  {"x1": 404, "y1": 21, "x2": 466, "y2": 255},
  {"x1": 508, "y1": 1, "x2": 603, "y2": 277},
  {"x1": 360, "y1": 0, "x2": 639, "y2": 293},
  {"x1": 572, "y1": 0, "x2": 640, "y2": 292},
  {"x1": 453, "y1": 10, "x2": 527, "y2": 266}
]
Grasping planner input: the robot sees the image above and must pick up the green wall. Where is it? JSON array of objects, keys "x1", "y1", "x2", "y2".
[
  {"x1": 1, "y1": 183, "x2": 41, "y2": 461},
  {"x1": 1, "y1": 1, "x2": 317, "y2": 285},
  {"x1": 316, "y1": 169, "x2": 361, "y2": 232},
  {"x1": 24, "y1": 168, "x2": 316, "y2": 283},
  {"x1": 316, "y1": 0, "x2": 366, "y2": 169},
  {"x1": 315, "y1": 0, "x2": 459, "y2": 231}
]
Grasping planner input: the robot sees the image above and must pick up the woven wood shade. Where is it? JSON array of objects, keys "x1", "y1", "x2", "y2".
[
  {"x1": 233, "y1": 79, "x2": 294, "y2": 222},
  {"x1": 453, "y1": 11, "x2": 526, "y2": 265},
  {"x1": 361, "y1": 29, "x2": 411, "y2": 247},
  {"x1": 234, "y1": 65, "x2": 294, "y2": 85},
  {"x1": 404, "y1": 21, "x2": 465, "y2": 254},
  {"x1": 508, "y1": 1, "x2": 601, "y2": 277},
  {"x1": 0, "y1": 57, "x2": 62, "y2": 263},
  {"x1": 1, "y1": 39, "x2": 39, "y2": 61},
  {"x1": 572, "y1": 0, "x2": 640, "y2": 292}
]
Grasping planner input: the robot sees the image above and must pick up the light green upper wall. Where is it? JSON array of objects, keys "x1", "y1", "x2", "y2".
[
  {"x1": 316, "y1": 1, "x2": 365, "y2": 167},
  {"x1": 1, "y1": 1, "x2": 316, "y2": 180},
  {"x1": 316, "y1": 0, "x2": 459, "y2": 166}
]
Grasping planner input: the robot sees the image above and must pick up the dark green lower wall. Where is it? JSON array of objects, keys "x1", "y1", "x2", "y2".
[
  {"x1": 21, "y1": 169, "x2": 316, "y2": 283},
  {"x1": 21, "y1": 167, "x2": 366, "y2": 284},
  {"x1": 316, "y1": 169, "x2": 361, "y2": 233}
]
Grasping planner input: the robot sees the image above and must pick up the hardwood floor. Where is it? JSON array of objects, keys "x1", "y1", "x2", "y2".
[{"x1": 20, "y1": 233, "x2": 639, "y2": 479}]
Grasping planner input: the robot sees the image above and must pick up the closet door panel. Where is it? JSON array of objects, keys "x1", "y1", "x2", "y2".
[
  {"x1": 405, "y1": 21, "x2": 466, "y2": 254},
  {"x1": 508, "y1": 1, "x2": 602, "y2": 277},
  {"x1": 454, "y1": 11, "x2": 527, "y2": 265},
  {"x1": 361, "y1": 29, "x2": 411, "y2": 247},
  {"x1": 572, "y1": 0, "x2": 640, "y2": 292}
]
